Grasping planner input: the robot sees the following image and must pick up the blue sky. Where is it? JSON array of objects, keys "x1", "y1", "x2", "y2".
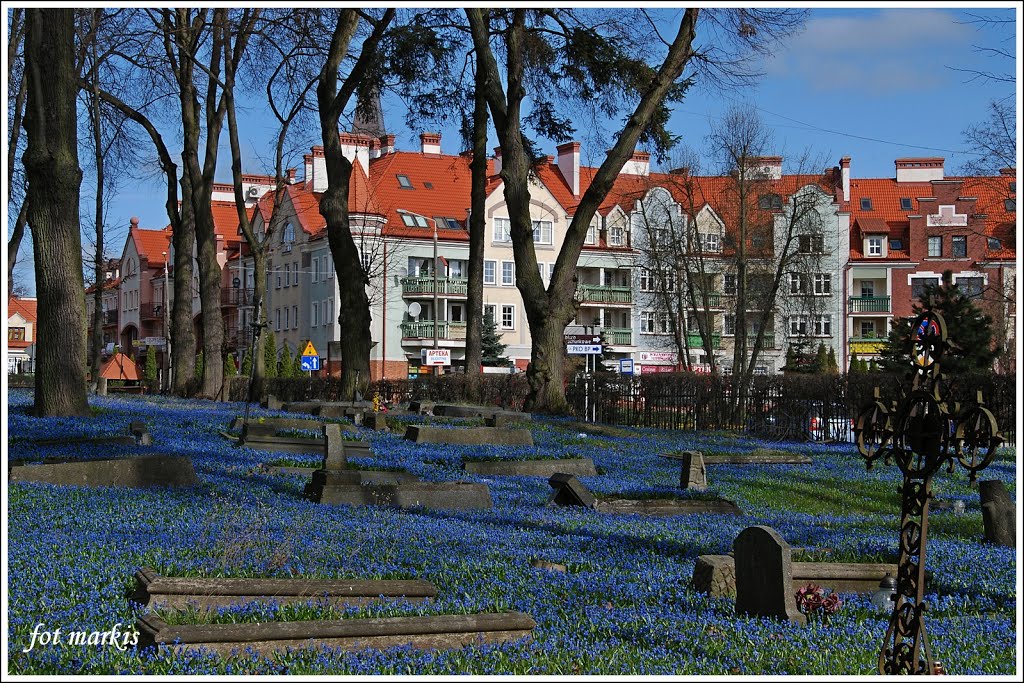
[{"x1": 8, "y1": 6, "x2": 1018, "y2": 295}]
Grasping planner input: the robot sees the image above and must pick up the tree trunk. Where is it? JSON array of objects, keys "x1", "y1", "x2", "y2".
[
  {"x1": 22, "y1": 8, "x2": 90, "y2": 417},
  {"x1": 463, "y1": 49, "x2": 489, "y2": 389},
  {"x1": 250, "y1": 253, "x2": 267, "y2": 384},
  {"x1": 171, "y1": 169, "x2": 197, "y2": 394},
  {"x1": 192, "y1": 203, "x2": 224, "y2": 398},
  {"x1": 89, "y1": 71, "x2": 105, "y2": 393}
]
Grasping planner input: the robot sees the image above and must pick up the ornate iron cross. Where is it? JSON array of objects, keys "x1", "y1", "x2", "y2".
[{"x1": 853, "y1": 310, "x2": 1002, "y2": 675}]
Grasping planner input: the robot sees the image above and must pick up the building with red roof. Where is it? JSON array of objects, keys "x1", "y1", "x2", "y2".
[{"x1": 7, "y1": 295, "x2": 38, "y2": 374}]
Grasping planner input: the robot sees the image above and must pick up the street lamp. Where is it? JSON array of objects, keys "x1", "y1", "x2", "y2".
[{"x1": 162, "y1": 251, "x2": 172, "y2": 391}]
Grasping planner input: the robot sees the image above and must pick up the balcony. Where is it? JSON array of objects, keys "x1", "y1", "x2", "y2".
[
  {"x1": 849, "y1": 337, "x2": 886, "y2": 355},
  {"x1": 139, "y1": 302, "x2": 165, "y2": 320},
  {"x1": 577, "y1": 284, "x2": 632, "y2": 305},
  {"x1": 102, "y1": 309, "x2": 118, "y2": 326},
  {"x1": 848, "y1": 296, "x2": 890, "y2": 313},
  {"x1": 400, "y1": 276, "x2": 468, "y2": 297},
  {"x1": 222, "y1": 288, "x2": 256, "y2": 307},
  {"x1": 693, "y1": 292, "x2": 722, "y2": 308},
  {"x1": 601, "y1": 327, "x2": 633, "y2": 346},
  {"x1": 401, "y1": 320, "x2": 467, "y2": 341},
  {"x1": 686, "y1": 332, "x2": 722, "y2": 349}
]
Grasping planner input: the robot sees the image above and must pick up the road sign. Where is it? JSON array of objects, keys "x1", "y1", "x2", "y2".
[
  {"x1": 422, "y1": 349, "x2": 451, "y2": 366},
  {"x1": 301, "y1": 340, "x2": 318, "y2": 357},
  {"x1": 619, "y1": 358, "x2": 634, "y2": 375},
  {"x1": 142, "y1": 336, "x2": 166, "y2": 348},
  {"x1": 567, "y1": 344, "x2": 602, "y2": 355},
  {"x1": 564, "y1": 334, "x2": 601, "y2": 344},
  {"x1": 300, "y1": 355, "x2": 321, "y2": 372}
]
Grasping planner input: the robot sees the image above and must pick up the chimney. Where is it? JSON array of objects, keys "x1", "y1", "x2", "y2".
[
  {"x1": 621, "y1": 150, "x2": 650, "y2": 176},
  {"x1": 745, "y1": 155, "x2": 782, "y2": 180},
  {"x1": 338, "y1": 133, "x2": 371, "y2": 174},
  {"x1": 895, "y1": 157, "x2": 944, "y2": 183},
  {"x1": 303, "y1": 154, "x2": 313, "y2": 188},
  {"x1": 556, "y1": 141, "x2": 581, "y2": 196},
  {"x1": 669, "y1": 166, "x2": 689, "y2": 176},
  {"x1": 380, "y1": 134, "x2": 396, "y2": 156},
  {"x1": 420, "y1": 132, "x2": 441, "y2": 155},
  {"x1": 999, "y1": 167, "x2": 1015, "y2": 177},
  {"x1": 840, "y1": 156, "x2": 851, "y2": 203},
  {"x1": 286, "y1": 168, "x2": 297, "y2": 184},
  {"x1": 493, "y1": 146, "x2": 502, "y2": 175}
]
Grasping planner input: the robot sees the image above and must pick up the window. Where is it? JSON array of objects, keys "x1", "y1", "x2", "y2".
[
  {"x1": 312, "y1": 302, "x2": 319, "y2": 327},
  {"x1": 276, "y1": 271, "x2": 282, "y2": 289},
  {"x1": 987, "y1": 237, "x2": 1002, "y2": 251},
  {"x1": 758, "y1": 193, "x2": 783, "y2": 210},
  {"x1": 1005, "y1": 198, "x2": 1016, "y2": 212},
  {"x1": 867, "y1": 237, "x2": 883, "y2": 256},
  {"x1": 723, "y1": 273, "x2": 737, "y2": 295},
  {"x1": 813, "y1": 315, "x2": 831, "y2": 337},
  {"x1": 900, "y1": 198, "x2": 913, "y2": 211},
  {"x1": 313, "y1": 257, "x2": 320, "y2": 283},
  {"x1": 609, "y1": 225, "x2": 625, "y2": 247},
  {"x1": 532, "y1": 220, "x2": 553, "y2": 245},
  {"x1": 638, "y1": 268, "x2": 653, "y2": 292},
  {"x1": 789, "y1": 316, "x2": 807, "y2": 336},
  {"x1": 500, "y1": 305, "x2": 515, "y2": 330},
  {"x1": 952, "y1": 235, "x2": 967, "y2": 259},
  {"x1": 401, "y1": 212, "x2": 429, "y2": 227},
  {"x1": 927, "y1": 236, "x2": 942, "y2": 257},
  {"x1": 585, "y1": 222, "x2": 597, "y2": 245},
  {"x1": 494, "y1": 218, "x2": 511, "y2": 243},
  {"x1": 658, "y1": 312, "x2": 672, "y2": 334},
  {"x1": 724, "y1": 314, "x2": 736, "y2": 336},
  {"x1": 324, "y1": 255, "x2": 332, "y2": 279},
  {"x1": 444, "y1": 217, "x2": 462, "y2": 230},
  {"x1": 325, "y1": 300, "x2": 332, "y2": 326},
  {"x1": 549, "y1": 263, "x2": 556, "y2": 281},
  {"x1": 890, "y1": 239, "x2": 903, "y2": 251},
  {"x1": 798, "y1": 234, "x2": 824, "y2": 253},
  {"x1": 700, "y1": 232, "x2": 720, "y2": 252},
  {"x1": 860, "y1": 320, "x2": 876, "y2": 338},
  {"x1": 293, "y1": 262, "x2": 299, "y2": 285},
  {"x1": 284, "y1": 264, "x2": 291, "y2": 287},
  {"x1": 538, "y1": 262, "x2": 546, "y2": 283},
  {"x1": 282, "y1": 223, "x2": 295, "y2": 244},
  {"x1": 9, "y1": 327, "x2": 25, "y2": 341},
  {"x1": 275, "y1": 308, "x2": 281, "y2": 331},
  {"x1": 292, "y1": 305, "x2": 298, "y2": 329},
  {"x1": 640, "y1": 311, "x2": 656, "y2": 334},
  {"x1": 790, "y1": 273, "x2": 807, "y2": 295},
  {"x1": 501, "y1": 261, "x2": 515, "y2": 286},
  {"x1": 860, "y1": 280, "x2": 875, "y2": 297},
  {"x1": 397, "y1": 174, "x2": 413, "y2": 189},
  {"x1": 911, "y1": 277, "x2": 939, "y2": 300},
  {"x1": 814, "y1": 273, "x2": 832, "y2": 295},
  {"x1": 284, "y1": 307, "x2": 290, "y2": 329},
  {"x1": 483, "y1": 260, "x2": 496, "y2": 285},
  {"x1": 860, "y1": 197, "x2": 873, "y2": 211},
  {"x1": 957, "y1": 276, "x2": 984, "y2": 299}
]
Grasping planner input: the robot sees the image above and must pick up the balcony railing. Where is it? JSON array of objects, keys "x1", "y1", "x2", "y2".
[
  {"x1": 684, "y1": 332, "x2": 722, "y2": 349},
  {"x1": 400, "y1": 276, "x2": 468, "y2": 297},
  {"x1": 577, "y1": 284, "x2": 632, "y2": 304},
  {"x1": 718, "y1": 334, "x2": 774, "y2": 349},
  {"x1": 848, "y1": 295, "x2": 891, "y2": 313},
  {"x1": 400, "y1": 320, "x2": 467, "y2": 340},
  {"x1": 601, "y1": 327, "x2": 633, "y2": 346},
  {"x1": 139, "y1": 302, "x2": 165, "y2": 320},
  {"x1": 849, "y1": 337, "x2": 886, "y2": 355},
  {"x1": 222, "y1": 288, "x2": 256, "y2": 307},
  {"x1": 693, "y1": 292, "x2": 722, "y2": 308},
  {"x1": 102, "y1": 309, "x2": 118, "y2": 325}
]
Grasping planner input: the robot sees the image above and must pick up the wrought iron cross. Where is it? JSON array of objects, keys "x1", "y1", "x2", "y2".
[{"x1": 853, "y1": 310, "x2": 1002, "y2": 675}]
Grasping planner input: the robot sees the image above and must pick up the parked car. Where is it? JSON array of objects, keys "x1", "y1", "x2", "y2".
[{"x1": 807, "y1": 402, "x2": 855, "y2": 443}]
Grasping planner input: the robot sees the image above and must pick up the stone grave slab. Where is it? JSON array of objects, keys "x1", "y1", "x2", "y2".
[
  {"x1": 734, "y1": 525, "x2": 806, "y2": 625},
  {"x1": 433, "y1": 404, "x2": 532, "y2": 421},
  {"x1": 464, "y1": 457, "x2": 597, "y2": 477},
  {"x1": 547, "y1": 473, "x2": 597, "y2": 509},
  {"x1": 659, "y1": 451, "x2": 707, "y2": 490},
  {"x1": 980, "y1": 479, "x2": 1016, "y2": 547},
  {"x1": 312, "y1": 481, "x2": 493, "y2": 510},
  {"x1": 407, "y1": 401, "x2": 434, "y2": 414},
  {"x1": 701, "y1": 449, "x2": 812, "y2": 465},
  {"x1": 282, "y1": 401, "x2": 321, "y2": 414},
  {"x1": 593, "y1": 497, "x2": 742, "y2": 516},
  {"x1": 229, "y1": 416, "x2": 357, "y2": 434},
  {"x1": 263, "y1": 395, "x2": 284, "y2": 410},
  {"x1": 8, "y1": 454, "x2": 198, "y2": 488},
  {"x1": 130, "y1": 567, "x2": 436, "y2": 612},
  {"x1": 29, "y1": 421, "x2": 152, "y2": 448},
  {"x1": 692, "y1": 554, "x2": 899, "y2": 598},
  {"x1": 136, "y1": 611, "x2": 536, "y2": 657},
  {"x1": 404, "y1": 425, "x2": 534, "y2": 446}
]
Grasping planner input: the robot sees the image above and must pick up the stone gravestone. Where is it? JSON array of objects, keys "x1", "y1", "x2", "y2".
[
  {"x1": 266, "y1": 395, "x2": 284, "y2": 411},
  {"x1": 322, "y1": 423, "x2": 347, "y2": 470},
  {"x1": 547, "y1": 473, "x2": 597, "y2": 509},
  {"x1": 734, "y1": 525, "x2": 806, "y2": 625},
  {"x1": 242, "y1": 422, "x2": 278, "y2": 440},
  {"x1": 484, "y1": 414, "x2": 510, "y2": 430},
  {"x1": 979, "y1": 480, "x2": 1016, "y2": 548},
  {"x1": 130, "y1": 421, "x2": 153, "y2": 446},
  {"x1": 676, "y1": 451, "x2": 706, "y2": 490}
]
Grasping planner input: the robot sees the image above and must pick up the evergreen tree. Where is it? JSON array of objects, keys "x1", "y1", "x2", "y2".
[
  {"x1": 814, "y1": 343, "x2": 829, "y2": 374},
  {"x1": 879, "y1": 271, "x2": 999, "y2": 375},
  {"x1": 481, "y1": 311, "x2": 511, "y2": 367},
  {"x1": 240, "y1": 348, "x2": 252, "y2": 376},
  {"x1": 225, "y1": 353, "x2": 237, "y2": 377},
  {"x1": 263, "y1": 331, "x2": 278, "y2": 379},
  {"x1": 144, "y1": 344, "x2": 158, "y2": 390},
  {"x1": 194, "y1": 350, "x2": 205, "y2": 379},
  {"x1": 848, "y1": 351, "x2": 860, "y2": 373},
  {"x1": 827, "y1": 347, "x2": 839, "y2": 374},
  {"x1": 783, "y1": 345, "x2": 797, "y2": 374},
  {"x1": 293, "y1": 349, "x2": 304, "y2": 376},
  {"x1": 279, "y1": 343, "x2": 294, "y2": 378}
]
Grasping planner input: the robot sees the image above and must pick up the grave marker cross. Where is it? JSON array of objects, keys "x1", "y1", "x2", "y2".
[{"x1": 853, "y1": 310, "x2": 1002, "y2": 675}]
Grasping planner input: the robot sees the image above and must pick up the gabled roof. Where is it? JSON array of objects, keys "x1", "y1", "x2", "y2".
[
  {"x1": 85, "y1": 276, "x2": 121, "y2": 294},
  {"x1": 130, "y1": 226, "x2": 173, "y2": 267},
  {"x1": 99, "y1": 352, "x2": 140, "y2": 381},
  {"x1": 8, "y1": 296, "x2": 37, "y2": 323},
  {"x1": 369, "y1": 151, "x2": 476, "y2": 241}
]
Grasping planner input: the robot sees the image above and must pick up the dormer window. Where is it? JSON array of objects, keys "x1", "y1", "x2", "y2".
[
  {"x1": 1005, "y1": 198, "x2": 1016, "y2": 212},
  {"x1": 988, "y1": 237, "x2": 1002, "y2": 250},
  {"x1": 860, "y1": 197, "x2": 873, "y2": 211},
  {"x1": 867, "y1": 236, "x2": 883, "y2": 257},
  {"x1": 400, "y1": 212, "x2": 429, "y2": 228},
  {"x1": 282, "y1": 222, "x2": 295, "y2": 244},
  {"x1": 397, "y1": 174, "x2": 413, "y2": 189},
  {"x1": 900, "y1": 198, "x2": 913, "y2": 211},
  {"x1": 700, "y1": 232, "x2": 721, "y2": 252},
  {"x1": 890, "y1": 238, "x2": 903, "y2": 251},
  {"x1": 758, "y1": 193, "x2": 783, "y2": 210}
]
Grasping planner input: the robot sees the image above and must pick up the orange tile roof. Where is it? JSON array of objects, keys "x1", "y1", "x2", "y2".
[
  {"x1": 131, "y1": 227, "x2": 173, "y2": 267},
  {"x1": 369, "y1": 151, "x2": 474, "y2": 240},
  {"x1": 8, "y1": 296, "x2": 37, "y2": 323},
  {"x1": 85, "y1": 276, "x2": 121, "y2": 294},
  {"x1": 99, "y1": 352, "x2": 141, "y2": 381}
]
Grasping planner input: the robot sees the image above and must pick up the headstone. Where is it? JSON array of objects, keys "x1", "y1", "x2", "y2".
[
  {"x1": 547, "y1": 473, "x2": 597, "y2": 509},
  {"x1": 733, "y1": 525, "x2": 806, "y2": 625},
  {"x1": 676, "y1": 451, "x2": 707, "y2": 490},
  {"x1": 370, "y1": 413, "x2": 388, "y2": 431},
  {"x1": 979, "y1": 480, "x2": 1016, "y2": 548},
  {"x1": 345, "y1": 408, "x2": 363, "y2": 427},
  {"x1": 691, "y1": 555, "x2": 736, "y2": 597},
  {"x1": 96, "y1": 377, "x2": 108, "y2": 396},
  {"x1": 266, "y1": 395, "x2": 284, "y2": 411},
  {"x1": 530, "y1": 558, "x2": 567, "y2": 573},
  {"x1": 242, "y1": 422, "x2": 278, "y2": 440},
  {"x1": 484, "y1": 414, "x2": 510, "y2": 429},
  {"x1": 322, "y1": 424, "x2": 347, "y2": 470},
  {"x1": 129, "y1": 421, "x2": 153, "y2": 446}
]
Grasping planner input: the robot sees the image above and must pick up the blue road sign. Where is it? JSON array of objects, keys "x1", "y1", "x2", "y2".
[
  {"x1": 620, "y1": 358, "x2": 634, "y2": 375},
  {"x1": 300, "y1": 356, "x2": 321, "y2": 372}
]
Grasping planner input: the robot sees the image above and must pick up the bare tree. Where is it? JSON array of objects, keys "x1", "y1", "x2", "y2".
[
  {"x1": 22, "y1": 8, "x2": 90, "y2": 416},
  {"x1": 7, "y1": 8, "x2": 29, "y2": 299}
]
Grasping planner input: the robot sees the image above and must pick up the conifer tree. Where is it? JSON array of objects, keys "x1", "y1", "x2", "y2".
[
  {"x1": 240, "y1": 348, "x2": 252, "y2": 376},
  {"x1": 279, "y1": 343, "x2": 294, "y2": 379},
  {"x1": 194, "y1": 350, "x2": 205, "y2": 379},
  {"x1": 225, "y1": 353, "x2": 237, "y2": 377},
  {"x1": 144, "y1": 344, "x2": 158, "y2": 390},
  {"x1": 481, "y1": 311, "x2": 511, "y2": 367},
  {"x1": 827, "y1": 347, "x2": 839, "y2": 374},
  {"x1": 848, "y1": 351, "x2": 860, "y2": 374},
  {"x1": 814, "y1": 343, "x2": 829, "y2": 374},
  {"x1": 263, "y1": 331, "x2": 278, "y2": 379}
]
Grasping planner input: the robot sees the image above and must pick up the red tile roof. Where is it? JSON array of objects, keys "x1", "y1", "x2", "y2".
[
  {"x1": 856, "y1": 216, "x2": 891, "y2": 234},
  {"x1": 8, "y1": 296, "x2": 37, "y2": 323},
  {"x1": 85, "y1": 276, "x2": 121, "y2": 294},
  {"x1": 131, "y1": 227, "x2": 173, "y2": 267},
  {"x1": 99, "y1": 352, "x2": 141, "y2": 381}
]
